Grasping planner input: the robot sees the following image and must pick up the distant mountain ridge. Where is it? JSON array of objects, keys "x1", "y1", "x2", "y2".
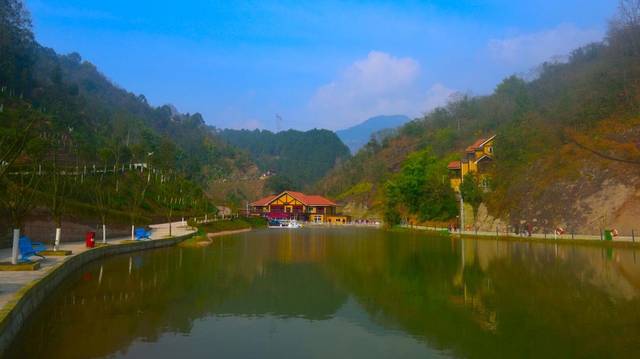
[
  {"x1": 216, "y1": 128, "x2": 350, "y2": 189},
  {"x1": 336, "y1": 115, "x2": 410, "y2": 153}
]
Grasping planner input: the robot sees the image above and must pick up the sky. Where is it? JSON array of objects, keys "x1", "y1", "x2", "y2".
[{"x1": 27, "y1": 0, "x2": 616, "y2": 131}]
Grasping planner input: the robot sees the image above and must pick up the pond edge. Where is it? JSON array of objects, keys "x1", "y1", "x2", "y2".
[{"x1": 0, "y1": 232, "x2": 194, "y2": 355}]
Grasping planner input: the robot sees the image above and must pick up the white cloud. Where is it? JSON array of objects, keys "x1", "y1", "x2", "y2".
[
  {"x1": 308, "y1": 51, "x2": 453, "y2": 130},
  {"x1": 423, "y1": 83, "x2": 455, "y2": 113},
  {"x1": 488, "y1": 24, "x2": 603, "y2": 67}
]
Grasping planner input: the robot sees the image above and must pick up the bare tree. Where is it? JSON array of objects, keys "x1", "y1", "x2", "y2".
[
  {"x1": 127, "y1": 168, "x2": 151, "y2": 240},
  {"x1": 616, "y1": 0, "x2": 640, "y2": 28},
  {"x1": 0, "y1": 165, "x2": 41, "y2": 264},
  {"x1": 0, "y1": 107, "x2": 37, "y2": 180}
]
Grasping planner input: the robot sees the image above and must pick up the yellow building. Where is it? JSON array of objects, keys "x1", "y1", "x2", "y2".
[{"x1": 448, "y1": 135, "x2": 495, "y2": 192}]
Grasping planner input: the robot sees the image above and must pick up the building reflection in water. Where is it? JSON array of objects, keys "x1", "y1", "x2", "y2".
[{"x1": 7, "y1": 228, "x2": 640, "y2": 359}]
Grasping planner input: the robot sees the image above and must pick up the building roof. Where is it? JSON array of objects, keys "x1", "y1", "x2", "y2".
[
  {"x1": 474, "y1": 154, "x2": 494, "y2": 164},
  {"x1": 447, "y1": 160, "x2": 461, "y2": 170},
  {"x1": 250, "y1": 194, "x2": 278, "y2": 206},
  {"x1": 250, "y1": 191, "x2": 337, "y2": 207},
  {"x1": 299, "y1": 194, "x2": 337, "y2": 206},
  {"x1": 465, "y1": 135, "x2": 496, "y2": 153}
]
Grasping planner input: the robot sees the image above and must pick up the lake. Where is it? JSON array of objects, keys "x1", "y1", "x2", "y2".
[{"x1": 6, "y1": 227, "x2": 640, "y2": 358}]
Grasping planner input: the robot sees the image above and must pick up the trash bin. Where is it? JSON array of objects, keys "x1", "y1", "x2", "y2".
[
  {"x1": 85, "y1": 231, "x2": 96, "y2": 248},
  {"x1": 604, "y1": 229, "x2": 613, "y2": 241}
]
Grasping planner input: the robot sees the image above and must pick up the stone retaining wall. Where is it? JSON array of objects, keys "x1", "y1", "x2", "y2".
[{"x1": 0, "y1": 233, "x2": 193, "y2": 354}]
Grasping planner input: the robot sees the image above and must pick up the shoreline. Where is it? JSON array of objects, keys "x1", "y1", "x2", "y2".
[
  {"x1": 0, "y1": 222, "x2": 196, "y2": 355},
  {"x1": 207, "y1": 228, "x2": 253, "y2": 238},
  {"x1": 398, "y1": 226, "x2": 640, "y2": 249}
]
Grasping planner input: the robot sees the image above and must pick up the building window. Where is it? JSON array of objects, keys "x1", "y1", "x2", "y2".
[{"x1": 481, "y1": 177, "x2": 490, "y2": 191}]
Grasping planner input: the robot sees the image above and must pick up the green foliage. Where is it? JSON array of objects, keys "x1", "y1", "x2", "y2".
[
  {"x1": 265, "y1": 174, "x2": 294, "y2": 193},
  {"x1": 384, "y1": 149, "x2": 458, "y2": 222},
  {"x1": 459, "y1": 173, "x2": 483, "y2": 221},
  {"x1": 0, "y1": 0, "x2": 34, "y2": 95},
  {"x1": 318, "y1": 2, "x2": 640, "y2": 223},
  {"x1": 0, "y1": 1, "x2": 245, "y2": 231},
  {"x1": 197, "y1": 217, "x2": 267, "y2": 233},
  {"x1": 219, "y1": 128, "x2": 350, "y2": 188},
  {"x1": 382, "y1": 186, "x2": 402, "y2": 226},
  {"x1": 336, "y1": 181, "x2": 373, "y2": 201}
]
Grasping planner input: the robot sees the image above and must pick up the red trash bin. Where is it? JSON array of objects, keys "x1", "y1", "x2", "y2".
[{"x1": 85, "y1": 231, "x2": 96, "y2": 248}]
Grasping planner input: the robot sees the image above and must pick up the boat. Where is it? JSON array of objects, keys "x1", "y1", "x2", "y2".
[{"x1": 268, "y1": 219, "x2": 302, "y2": 229}]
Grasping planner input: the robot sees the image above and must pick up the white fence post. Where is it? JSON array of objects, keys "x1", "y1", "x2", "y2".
[
  {"x1": 11, "y1": 229, "x2": 20, "y2": 264},
  {"x1": 54, "y1": 227, "x2": 61, "y2": 251}
]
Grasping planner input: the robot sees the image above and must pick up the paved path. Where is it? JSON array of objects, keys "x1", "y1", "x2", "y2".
[
  {"x1": 403, "y1": 225, "x2": 638, "y2": 242},
  {"x1": 0, "y1": 221, "x2": 195, "y2": 311}
]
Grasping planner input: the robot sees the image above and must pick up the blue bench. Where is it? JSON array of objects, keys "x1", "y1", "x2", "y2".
[
  {"x1": 18, "y1": 236, "x2": 46, "y2": 262},
  {"x1": 134, "y1": 227, "x2": 151, "y2": 240}
]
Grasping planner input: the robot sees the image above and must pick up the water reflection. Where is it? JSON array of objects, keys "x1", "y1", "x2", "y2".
[{"x1": 7, "y1": 228, "x2": 640, "y2": 358}]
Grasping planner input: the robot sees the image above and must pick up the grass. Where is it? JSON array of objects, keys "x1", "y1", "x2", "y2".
[
  {"x1": 179, "y1": 217, "x2": 267, "y2": 248},
  {"x1": 178, "y1": 235, "x2": 212, "y2": 248},
  {"x1": 195, "y1": 217, "x2": 267, "y2": 233}
]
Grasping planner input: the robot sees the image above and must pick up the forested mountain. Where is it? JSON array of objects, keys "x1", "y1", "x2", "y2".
[
  {"x1": 217, "y1": 128, "x2": 350, "y2": 191},
  {"x1": 1, "y1": 2, "x2": 252, "y2": 181},
  {"x1": 315, "y1": 2, "x2": 640, "y2": 234},
  {"x1": 1, "y1": 0, "x2": 253, "y2": 241},
  {"x1": 336, "y1": 115, "x2": 409, "y2": 154}
]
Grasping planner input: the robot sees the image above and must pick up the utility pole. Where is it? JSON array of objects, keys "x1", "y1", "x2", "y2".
[{"x1": 460, "y1": 194, "x2": 464, "y2": 235}]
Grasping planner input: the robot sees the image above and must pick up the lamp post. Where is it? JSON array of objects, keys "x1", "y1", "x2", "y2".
[{"x1": 460, "y1": 194, "x2": 464, "y2": 236}]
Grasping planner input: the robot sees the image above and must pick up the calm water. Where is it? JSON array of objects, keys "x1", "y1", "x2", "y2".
[{"x1": 7, "y1": 228, "x2": 640, "y2": 358}]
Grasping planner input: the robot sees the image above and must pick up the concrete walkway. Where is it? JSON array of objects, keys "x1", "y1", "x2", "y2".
[
  {"x1": 0, "y1": 221, "x2": 195, "y2": 311},
  {"x1": 403, "y1": 225, "x2": 638, "y2": 243}
]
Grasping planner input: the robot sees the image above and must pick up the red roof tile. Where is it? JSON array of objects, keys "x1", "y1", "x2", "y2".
[
  {"x1": 300, "y1": 194, "x2": 337, "y2": 206},
  {"x1": 465, "y1": 135, "x2": 495, "y2": 152},
  {"x1": 250, "y1": 194, "x2": 278, "y2": 206},
  {"x1": 287, "y1": 191, "x2": 337, "y2": 206},
  {"x1": 447, "y1": 160, "x2": 461, "y2": 170},
  {"x1": 250, "y1": 191, "x2": 336, "y2": 207},
  {"x1": 466, "y1": 138, "x2": 487, "y2": 152}
]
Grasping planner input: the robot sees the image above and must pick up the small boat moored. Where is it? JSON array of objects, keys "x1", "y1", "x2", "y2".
[{"x1": 268, "y1": 219, "x2": 302, "y2": 229}]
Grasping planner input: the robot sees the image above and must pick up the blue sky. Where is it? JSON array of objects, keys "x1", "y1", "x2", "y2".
[{"x1": 27, "y1": 0, "x2": 615, "y2": 131}]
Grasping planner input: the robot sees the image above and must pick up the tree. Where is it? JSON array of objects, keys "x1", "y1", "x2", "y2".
[
  {"x1": 0, "y1": 99, "x2": 40, "y2": 179},
  {"x1": 46, "y1": 160, "x2": 73, "y2": 250},
  {"x1": 158, "y1": 173, "x2": 184, "y2": 237},
  {"x1": 385, "y1": 149, "x2": 458, "y2": 223},
  {"x1": 43, "y1": 131, "x2": 77, "y2": 250},
  {"x1": 126, "y1": 169, "x2": 151, "y2": 240},
  {"x1": 265, "y1": 174, "x2": 294, "y2": 194},
  {"x1": 460, "y1": 173, "x2": 484, "y2": 226},
  {"x1": 91, "y1": 170, "x2": 114, "y2": 243},
  {"x1": 0, "y1": 0, "x2": 35, "y2": 95},
  {"x1": 382, "y1": 180, "x2": 402, "y2": 226},
  {"x1": 0, "y1": 165, "x2": 40, "y2": 263}
]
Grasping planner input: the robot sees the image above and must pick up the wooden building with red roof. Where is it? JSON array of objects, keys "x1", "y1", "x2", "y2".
[{"x1": 249, "y1": 191, "x2": 338, "y2": 223}]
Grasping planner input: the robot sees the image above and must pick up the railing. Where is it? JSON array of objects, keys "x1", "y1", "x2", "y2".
[{"x1": 402, "y1": 224, "x2": 638, "y2": 243}]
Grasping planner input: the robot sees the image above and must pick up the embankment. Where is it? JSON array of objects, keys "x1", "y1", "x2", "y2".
[{"x1": 0, "y1": 233, "x2": 194, "y2": 354}]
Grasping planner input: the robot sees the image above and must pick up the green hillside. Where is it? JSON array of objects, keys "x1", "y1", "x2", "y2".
[
  {"x1": 0, "y1": 0, "x2": 252, "y2": 240},
  {"x1": 218, "y1": 128, "x2": 350, "y2": 191},
  {"x1": 315, "y1": 4, "x2": 640, "y2": 233}
]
